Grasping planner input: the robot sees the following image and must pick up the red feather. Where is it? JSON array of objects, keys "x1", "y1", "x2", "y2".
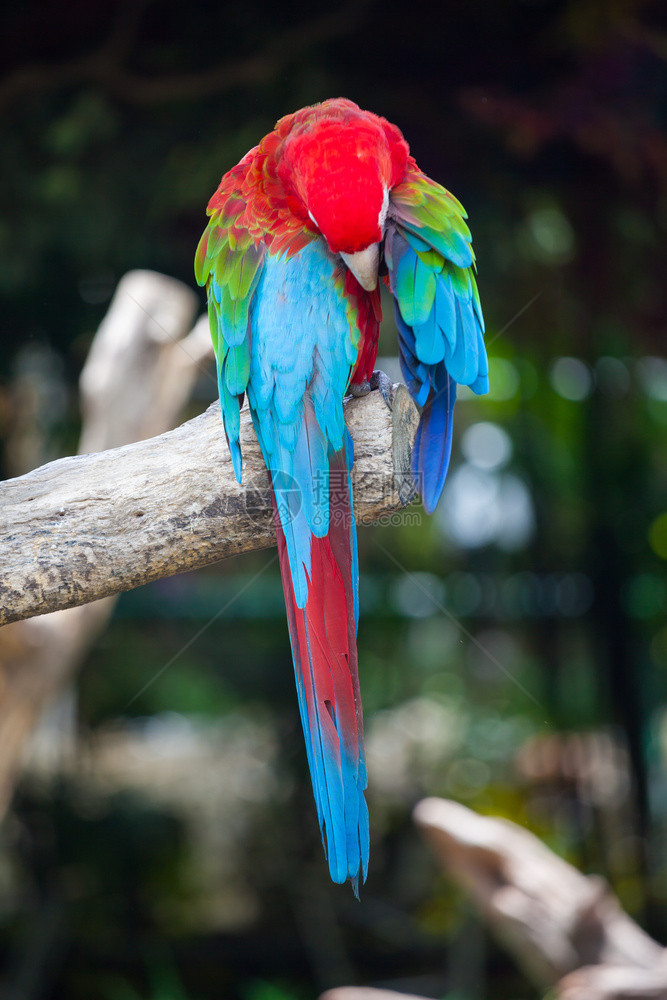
[{"x1": 272, "y1": 448, "x2": 368, "y2": 889}]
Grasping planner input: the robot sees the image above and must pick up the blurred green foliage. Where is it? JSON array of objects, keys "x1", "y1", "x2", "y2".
[{"x1": 1, "y1": 1, "x2": 666, "y2": 998}]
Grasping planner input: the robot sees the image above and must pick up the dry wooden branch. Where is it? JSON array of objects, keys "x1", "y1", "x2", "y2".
[
  {"x1": 413, "y1": 797, "x2": 667, "y2": 1000},
  {"x1": 1, "y1": 381, "x2": 417, "y2": 627}
]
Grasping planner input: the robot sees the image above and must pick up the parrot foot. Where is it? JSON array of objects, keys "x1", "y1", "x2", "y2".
[
  {"x1": 349, "y1": 370, "x2": 393, "y2": 409},
  {"x1": 369, "y1": 369, "x2": 394, "y2": 409},
  {"x1": 348, "y1": 379, "x2": 371, "y2": 397}
]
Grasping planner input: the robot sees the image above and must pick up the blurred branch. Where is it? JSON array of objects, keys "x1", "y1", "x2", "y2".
[
  {"x1": 413, "y1": 797, "x2": 667, "y2": 1000},
  {"x1": 323, "y1": 799, "x2": 667, "y2": 1000},
  {"x1": 0, "y1": 269, "x2": 202, "y2": 814},
  {"x1": 0, "y1": 1, "x2": 370, "y2": 110}
]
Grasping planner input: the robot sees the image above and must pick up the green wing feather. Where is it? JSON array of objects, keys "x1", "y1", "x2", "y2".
[
  {"x1": 195, "y1": 176, "x2": 265, "y2": 482},
  {"x1": 388, "y1": 163, "x2": 486, "y2": 375},
  {"x1": 385, "y1": 164, "x2": 488, "y2": 515},
  {"x1": 391, "y1": 165, "x2": 475, "y2": 271}
]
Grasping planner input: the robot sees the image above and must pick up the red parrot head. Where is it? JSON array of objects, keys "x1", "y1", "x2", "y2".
[{"x1": 278, "y1": 101, "x2": 410, "y2": 290}]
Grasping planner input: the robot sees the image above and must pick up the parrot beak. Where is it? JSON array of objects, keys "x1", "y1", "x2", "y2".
[{"x1": 341, "y1": 244, "x2": 380, "y2": 291}]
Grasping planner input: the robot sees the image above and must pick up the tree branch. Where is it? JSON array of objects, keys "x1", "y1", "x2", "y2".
[
  {"x1": 321, "y1": 798, "x2": 667, "y2": 1000},
  {"x1": 413, "y1": 797, "x2": 667, "y2": 1000},
  {"x1": 0, "y1": 383, "x2": 418, "y2": 627},
  {"x1": 0, "y1": 269, "x2": 202, "y2": 813}
]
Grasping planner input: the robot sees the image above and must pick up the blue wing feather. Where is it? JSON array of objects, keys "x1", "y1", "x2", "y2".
[
  {"x1": 248, "y1": 242, "x2": 353, "y2": 604},
  {"x1": 387, "y1": 219, "x2": 487, "y2": 511},
  {"x1": 412, "y1": 366, "x2": 456, "y2": 515}
]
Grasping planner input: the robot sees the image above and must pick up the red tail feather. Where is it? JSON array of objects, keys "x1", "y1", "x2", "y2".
[{"x1": 272, "y1": 454, "x2": 369, "y2": 887}]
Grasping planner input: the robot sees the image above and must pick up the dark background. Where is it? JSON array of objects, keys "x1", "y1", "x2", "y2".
[{"x1": 1, "y1": 1, "x2": 666, "y2": 998}]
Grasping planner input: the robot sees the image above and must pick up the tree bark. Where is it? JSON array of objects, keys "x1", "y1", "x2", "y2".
[{"x1": 1, "y1": 382, "x2": 417, "y2": 628}]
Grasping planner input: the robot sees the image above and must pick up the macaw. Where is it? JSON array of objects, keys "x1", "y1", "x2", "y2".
[{"x1": 195, "y1": 98, "x2": 487, "y2": 893}]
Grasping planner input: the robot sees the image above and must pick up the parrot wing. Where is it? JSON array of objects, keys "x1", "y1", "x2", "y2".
[
  {"x1": 195, "y1": 159, "x2": 266, "y2": 483},
  {"x1": 386, "y1": 162, "x2": 488, "y2": 513}
]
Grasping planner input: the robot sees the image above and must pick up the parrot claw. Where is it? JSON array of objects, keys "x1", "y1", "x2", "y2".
[
  {"x1": 348, "y1": 379, "x2": 371, "y2": 397},
  {"x1": 349, "y1": 370, "x2": 393, "y2": 410},
  {"x1": 369, "y1": 369, "x2": 394, "y2": 409}
]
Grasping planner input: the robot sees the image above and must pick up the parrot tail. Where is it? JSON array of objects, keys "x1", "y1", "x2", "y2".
[{"x1": 273, "y1": 437, "x2": 369, "y2": 894}]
